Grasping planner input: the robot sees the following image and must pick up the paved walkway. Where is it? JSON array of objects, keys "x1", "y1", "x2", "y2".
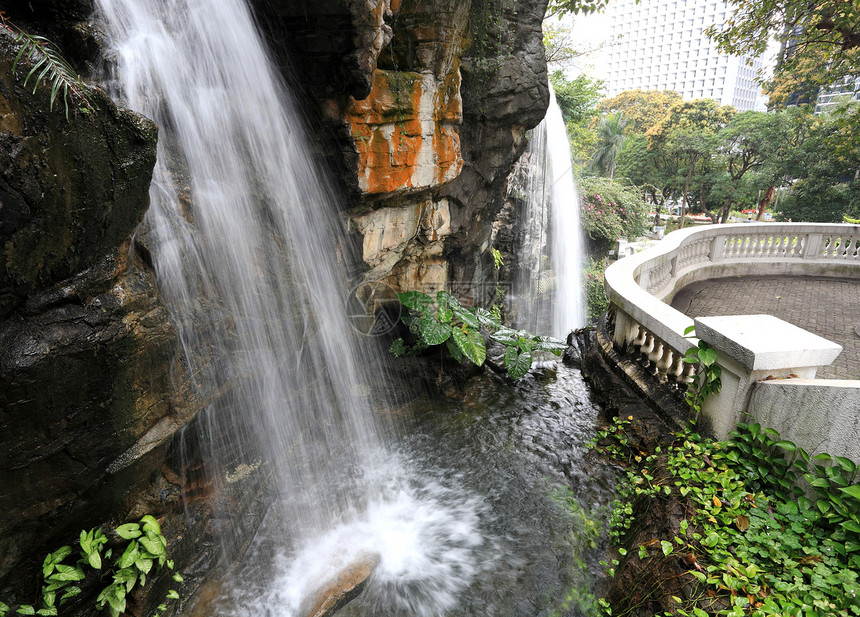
[{"x1": 671, "y1": 276, "x2": 860, "y2": 380}]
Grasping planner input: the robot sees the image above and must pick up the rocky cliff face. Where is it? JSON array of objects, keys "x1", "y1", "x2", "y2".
[{"x1": 254, "y1": 0, "x2": 549, "y2": 301}]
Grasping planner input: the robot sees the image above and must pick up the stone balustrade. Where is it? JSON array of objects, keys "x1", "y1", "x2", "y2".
[{"x1": 603, "y1": 222, "x2": 860, "y2": 461}]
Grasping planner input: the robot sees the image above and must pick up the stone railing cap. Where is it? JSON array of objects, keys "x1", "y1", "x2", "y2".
[{"x1": 694, "y1": 314, "x2": 843, "y2": 371}]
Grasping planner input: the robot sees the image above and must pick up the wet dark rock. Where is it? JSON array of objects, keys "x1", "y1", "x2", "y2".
[{"x1": 0, "y1": 28, "x2": 157, "y2": 320}]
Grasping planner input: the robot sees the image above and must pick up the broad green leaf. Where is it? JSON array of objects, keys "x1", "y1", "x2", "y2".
[
  {"x1": 774, "y1": 440, "x2": 797, "y2": 452},
  {"x1": 172, "y1": 572, "x2": 184, "y2": 583},
  {"x1": 452, "y1": 307, "x2": 480, "y2": 329},
  {"x1": 841, "y1": 520, "x2": 860, "y2": 533},
  {"x1": 684, "y1": 325, "x2": 696, "y2": 335},
  {"x1": 839, "y1": 484, "x2": 860, "y2": 501},
  {"x1": 533, "y1": 336, "x2": 567, "y2": 355},
  {"x1": 117, "y1": 540, "x2": 139, "y2": 569},
  {"x1": 698, "y1": 347, "x2": 717, "y2": 366},
  {"x1": 139, "y1": 534, "x2": 164, "y2": 556},
  {"x1": 811, "y1": 452, "x2": 832, "y2": 463},
  {"x1": 43, "y1": 592, "x2": 55, "y2": 608},
  {"x1": 437, "y1": 306, "x2": 453, "y2": 323},
  {"x1": 166, "y1": 590, "x2": 180, "y2": 600},
  {"x1": 115, "y1": 523, "x2": 141, "y2": 540},
  {"x1": 473, "y1": 307, "x2": 500, "y2": 328},
  {"x1": 397, "y1": 291, "x2": 433, "y2": 311},
  {"x1": 445, "y1": 338, "x2": 464, "y2": 363},
  {"x1": 451, "y1": 328, "x2": 486, "y2": 366},
  {"x1": 436, "y1": 290, "x2": 459, "y2": 309},
  {"x1": 504, "y1": 347, "x2": 531, "y2": 379},
  {"x1": 36, "y1": 609, "x2": 57, "y2": 617},
  {"x1": 660, "y1": 540, "x2": 673, "y2": 556},
  {"x1": 835, "y1": 457, "x2": 857, "y2": 473},
  {"x1": 59, "y1": 587, "x2": 81, "y2": 603},
  {"x1": 50, "y1": 546, "x2": 72, "y2": 565},
  {"x1": 418, "y1": 315, "x2": 452, "y2": 345},
  {"x1": 79, "y1": 530, "x2": 91, "y2": 554},
  {"x1": 18, "y1": 606, "x2": 36, "y2": 615},
  {"x1": 490, "y1": 328, "x2": 518, "y2": 346}
]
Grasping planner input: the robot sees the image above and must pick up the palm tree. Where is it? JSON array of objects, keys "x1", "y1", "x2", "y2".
[{"x1": 591, "y1": 112, "x2": 629, "y2": 179}]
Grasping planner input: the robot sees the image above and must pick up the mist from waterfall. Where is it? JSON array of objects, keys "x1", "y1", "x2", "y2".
[
  {"x1": 95, "y1": 0, "x2": 487, "y2": 614},
  {"x1": 512, "y1": 86, "x2": 585, "y2": 338}
]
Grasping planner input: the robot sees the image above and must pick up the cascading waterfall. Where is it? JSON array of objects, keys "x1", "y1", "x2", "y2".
[
  {"x1": 512, "y1": 86, "x2": 585, "y2": 338},
  {"x1": 95, "y1": 0, "x2": 486, "y2": 614}
]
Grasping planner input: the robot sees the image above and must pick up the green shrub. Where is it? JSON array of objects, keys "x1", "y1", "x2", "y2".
[
  {"x1": 578, "y1": 177, "x2": 648, "y2": 255},
  {"x1": 584, "y1": 258, "x2": 609, "y2": 324}
]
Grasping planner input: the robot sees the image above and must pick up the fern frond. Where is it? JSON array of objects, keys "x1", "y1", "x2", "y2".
[{"x1": 11, "y1": 30, "x2": 96, "y2": 120}]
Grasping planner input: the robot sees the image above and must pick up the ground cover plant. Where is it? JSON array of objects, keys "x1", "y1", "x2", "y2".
[
  {"x1": 594, "y1": 416, "x2": 860, "y2": 617},
  {"x1": 0, "y1": 516, "x2": 180, "y2": 617}
]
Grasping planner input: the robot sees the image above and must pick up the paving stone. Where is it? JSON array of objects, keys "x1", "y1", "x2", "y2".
[{"x1": 673, "y1": 276, "x2": 860, "y2": 380}]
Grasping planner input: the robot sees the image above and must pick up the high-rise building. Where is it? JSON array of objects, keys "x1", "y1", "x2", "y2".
[
  {"x1": 601, "y1": 0, "x2": 763, "y2": 110},
  {"x1": 815, "y1": 75, "x2": 860, "y2": 113}
]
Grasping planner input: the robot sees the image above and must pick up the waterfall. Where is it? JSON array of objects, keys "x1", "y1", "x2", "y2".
[
  {"x1": 513, "y1": 86, "x2": 584, "y2": 337},
  {"x1": 96, "y1": 0, "x2": 484, "y2": 614}
]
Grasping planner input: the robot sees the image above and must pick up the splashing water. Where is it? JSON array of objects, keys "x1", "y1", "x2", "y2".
[
  {"x1": 512, "y1": 86, "x2": 585, "y2": 337},
  {"x1": 95, "y1": 0, "x2": 486, "y2": 612}
]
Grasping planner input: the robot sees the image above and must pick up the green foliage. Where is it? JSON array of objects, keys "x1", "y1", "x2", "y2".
[
  {"x1": 547, "y1": 0, "x2": 623, "y2": 17},
  {"x1": 682, "y1": 325, "x2": 722, "y2": 419},
  {"x1": 583, "y1": 258, "x2": 609, "y2": 324},
  {"x1": 591, "y1": 112, "x2": 629, "y2": 179},
  {"x1": 549, "y1": 70, "x2": 604, "y2": 126},
  {"x1": 578, "y1": 176, "x2": 649, "y2": 253},
  {"x1": 389, "y1": 290, "x2": 566, "y2": 380},
  {"x1": 596, "y1": 419, "x2": 860, "y2": 617},
  {"x1": 4, "y1": 23, "x2": 95, "y2": 120},
  {"x1": 706, "y1": 0, "x2": 860, "y2": 107},
  {"x1": 0, "y1": 516, "x2": 178, "y2": 617}
]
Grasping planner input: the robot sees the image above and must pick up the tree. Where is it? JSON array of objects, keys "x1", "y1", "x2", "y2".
[
  {"x1": 547, "y1": 0, "x2": 614, "y2": 17},
  {"x1": 707, "y1": 0, "x2": 860, "y2": 107},
  {"x1": 549, "y1": 70, "x2": 604, "y2": 125},
  {"x1": 600, "y1": 89, "x2": 683, "y2": 134},
  {"x1": 713, "y1": 111, "x2": 791, "y2": 223},
  {"x1": 591, "y1": 112, "x2": 628, "y2": 179}
]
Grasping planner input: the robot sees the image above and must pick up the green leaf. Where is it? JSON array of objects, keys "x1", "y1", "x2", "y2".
[
  {"x1": 117, "y1": 540, "x2": 139, "y2": 569},
  {"x1": 504, "y1": 346, "x2": 532, "y2": 379},
  {"x1": 839, "y1": 485, "x2": 860, "y2": 501},
  {"x1": 43, "y1": 592, "x2": 55, "y2": 609},
  {"x1": 418, "y1": 314, "x2": 452, "y2": 345},
  {"x1": 835, "y1": 457, "x2": 857, "y2": 474},
  {"x1": 445, "y1": 338, "x2": 465, "y2": 363},
  {"x1": 473, "y1": 307, "x2": 500, "y2": 329},
  {"x1": 452, "y1": 307, "x2": 480, "y2": 329},
  {"x1": 36, "y1": 609, "x2": 57, "y2": 617},
  {"x1": 684, "y1": 325, "x2": 696, "y2": 335},
  {"x1": 0, "y1": 601, "x2": 8, "y2": 616},
  {"x1": 774, "y1": 440, "x2": 797, "y2": 452},
  {"x1": 436, "y1": 290, "x2": 459, "y2": 309},
  {"x1": 50, "y1": 546, "x2": 72, "y2": 565},
  {"x1": 397, "y1": 291, "x2": 433, "y2": 311},
  {"x1": 389, "y1": 338, "x2": 407, "y2": 358},
  {"x1": 451, "y1": 327, "x2": 486, "y2": 366},
  {"x1": 698, "y1": 347, "x2": 717, "y2": 366},
  {"x1": 842, "y1": 520, "x2": 860, "y2": 534},
  {"x1": 811, "y1": 452, "x2": 832, "y2": 464},
  {"x1": 660, "y1": 540, "x2": 674, "y2": 556},
  {"x1": 532, "y1": 336, "x2": 567, "y2": 355},
  {"x1": 18, "y1": 606, "x2": 36, "y2": 615},
  {"x1": 437, "y1": 306, "x2": 453, "y2": 323},
  {"x1": 136, "y1": 557, "x2": 154, "y2": 575},
  {"x1": 138, "y1": 534, "x2": 164, "y2": 556},
  {"x1": 166, "y1": 590, "x2": 180, "y2": 601},
  {"x1": 489, "y1": 328, "x2": 518, "y2": 346},
  {"x1": 59, "y1": 587, "x2": 81, "y2": 603},
  {"x1": 172, "y1": 572, "x2": 184, "y2": 583},
  {"x1": 115, "y1": 523, "x2": 142, "y2": 540},
  {"x1": 140, "y1": 516, "x2": 162, "y2": 534}
]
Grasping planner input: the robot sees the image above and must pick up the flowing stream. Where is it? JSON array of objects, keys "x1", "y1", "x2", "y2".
[
  {"x1": 512, "y1": 87, "x2": 585, "y2": 337},
  {"x1": 96, "y1": 1, "x2": 611, "y2": 614}
]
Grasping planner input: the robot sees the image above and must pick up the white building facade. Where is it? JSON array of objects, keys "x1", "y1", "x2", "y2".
[{"x1": 602, "y1": 0, "x2": 763, "y2": 110}]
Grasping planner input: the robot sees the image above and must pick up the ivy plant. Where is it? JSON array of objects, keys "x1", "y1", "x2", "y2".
[
  {"x1": 682, "y1": 325, "x2": 722, "y2": 418},
  {"x1": 389, "y1": 290, "x2": 566, "y2": 379},
  {"x1": 0, "y1": 516, "x2": 181, "y2": 617},
  {"x1": 593, "y1": 418, "x2": 860, "y2": 617}
]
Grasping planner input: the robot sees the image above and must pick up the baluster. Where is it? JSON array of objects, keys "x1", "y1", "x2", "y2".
[
  {"x1": 656, "y1": 346, "x2": 673, "y2": 377},
  {"x1": 640, "y1": 332, "x2": 655, "y2": 357},
  {"x1": 681, "y1": 363, "x2": 697, "y2": 384}
]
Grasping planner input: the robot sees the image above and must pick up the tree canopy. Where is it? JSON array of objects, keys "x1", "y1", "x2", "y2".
[{"x1": 706, "y1": 0, "x2": 860, "y2": 106}]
